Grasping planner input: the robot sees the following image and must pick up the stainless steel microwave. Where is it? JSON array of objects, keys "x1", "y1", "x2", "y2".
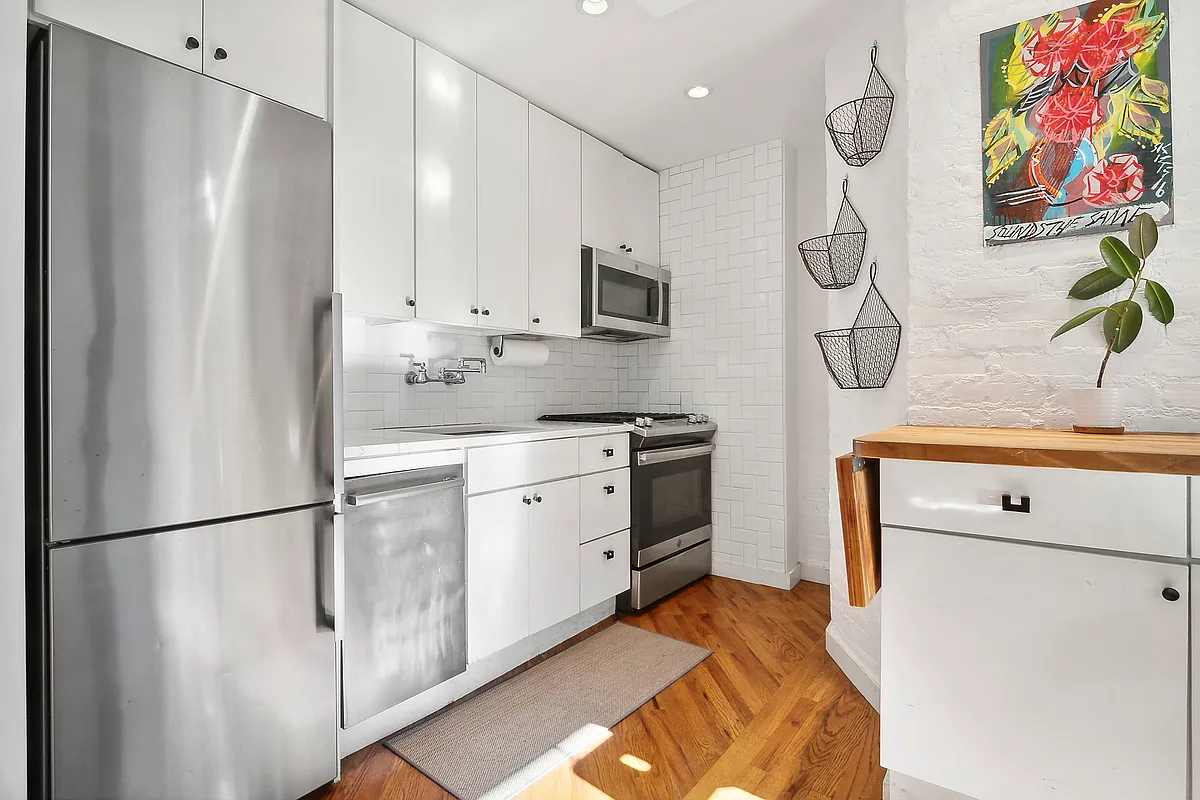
[{"x1": 581, "y1": 247, "x2": 671, "y2": 341}]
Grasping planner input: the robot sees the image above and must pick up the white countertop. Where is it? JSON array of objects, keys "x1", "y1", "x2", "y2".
[{"x1": 343, "y1": 421, "x2": 632, "y2": 461}]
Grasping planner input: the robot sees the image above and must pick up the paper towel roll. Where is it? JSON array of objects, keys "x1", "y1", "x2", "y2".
[{"x1": 489, "y1": 338, "x2": 550, "y2": 368}]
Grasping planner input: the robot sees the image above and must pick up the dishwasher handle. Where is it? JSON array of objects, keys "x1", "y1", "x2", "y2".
[{"x1": 346, "y1": 477, "x2": 465, "y2": 507}]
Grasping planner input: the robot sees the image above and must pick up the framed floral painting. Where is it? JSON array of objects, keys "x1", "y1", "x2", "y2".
[{"x1": 981, "y1": 1, "x2": 1173, "y2": 245}]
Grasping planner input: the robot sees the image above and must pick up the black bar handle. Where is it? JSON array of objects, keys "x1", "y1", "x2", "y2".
[
  {"x1": 603, "y1": 448, "x2": 614, "y2": 457},
  {"x1": 603, "y1": 550, "x2": 615, "y2": 560},
  {"x1": 1001, "y1": 493, "x2": 1031, "y2": 514},
  {"x1": 604, "y1": 485, "x2": 616, "y2": 495}
]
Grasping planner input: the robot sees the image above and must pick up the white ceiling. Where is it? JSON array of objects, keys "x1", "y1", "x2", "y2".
[{"x1": 352, "y1": 0, "x2": 851, "y2": 170}]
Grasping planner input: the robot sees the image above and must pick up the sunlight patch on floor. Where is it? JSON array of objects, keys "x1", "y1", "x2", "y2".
[
  {"x1": 619, "y1": 753, "x2": 652, "y2": 772},
  {"x1": 707, "y1": 788, "x2": 767, "y2": 800}
]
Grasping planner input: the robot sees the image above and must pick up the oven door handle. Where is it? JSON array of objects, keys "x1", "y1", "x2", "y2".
[{"x1": 637, "y1": 443, "x2": 715, "y2": 466}]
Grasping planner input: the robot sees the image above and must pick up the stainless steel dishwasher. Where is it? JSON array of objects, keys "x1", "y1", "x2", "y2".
[{"x1": 341, "y1": 464, "x2": 467, "y2": 727}]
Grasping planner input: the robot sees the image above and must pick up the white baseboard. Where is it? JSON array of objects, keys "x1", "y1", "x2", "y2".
[
  {"x1": 712, "y1": 560, "x2": 830, "y2": 590},
  {"x1": 825, "y1": 622, "x2": 881, "y2": 712}
]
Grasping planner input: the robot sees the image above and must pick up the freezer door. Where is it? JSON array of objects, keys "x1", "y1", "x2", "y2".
[
  {"x1": 45, "y1": 25, "x2": 334, "y2": 542},
  {"x1": 50, "y1": 505, "x2": 337, "y2": 800}
]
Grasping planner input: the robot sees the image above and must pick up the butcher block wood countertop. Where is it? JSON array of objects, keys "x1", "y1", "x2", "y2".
[{"x1": 854, "y1": 425, "x2": 1200, "y2": 476}]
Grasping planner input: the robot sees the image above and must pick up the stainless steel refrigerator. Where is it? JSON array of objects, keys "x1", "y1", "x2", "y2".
[{"x1": 27, "y1": 24, "x2": 338, "y2": 800}]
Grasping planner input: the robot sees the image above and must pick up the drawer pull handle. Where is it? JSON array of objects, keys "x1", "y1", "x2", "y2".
[
  {"x1": 522, "y1": 496, "x2": 532, "y2": 505},
  {"x1": 1163, "y1": 587, "x2": 1181, "y2": 603},
  {"x1": 1001, "y1": 493, "x2": 1031, "y2": 514},
  {"x1": 604, "y1": 485, "x2": 616, "y2": 495},
  {"x1": 603, "y1": 549, "x2": 615, "y2": 560},
  {"x1": 603, "y1": 448, "x2": 615, "y2": 457}
]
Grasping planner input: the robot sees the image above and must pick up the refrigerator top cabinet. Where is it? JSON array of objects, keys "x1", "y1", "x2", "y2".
[{"x1": 43, "y1": 24, "x2": 335, "y2": 543}]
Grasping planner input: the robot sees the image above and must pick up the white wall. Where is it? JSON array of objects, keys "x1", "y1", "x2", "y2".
[
  {"x1": 1, "y1": 0, "x2": 25, "y2": 796},
  {"x1": 820, "y1": 0, "x2": 909, "y2": 703},
  {"x1": 906, "y1": 0, "x2": 1200, "y2": 431}
]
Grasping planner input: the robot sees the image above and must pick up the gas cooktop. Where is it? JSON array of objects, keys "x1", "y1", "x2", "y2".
[{"x1": 539, "y1": 411, "x2": 716, "y2": 441}]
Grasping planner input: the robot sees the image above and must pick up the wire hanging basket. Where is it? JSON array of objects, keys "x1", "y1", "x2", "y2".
[
  {"x1": 799, "y1": 177, "x2": 867, "y2": 290},
  {"x1": 826, "y1": 43, "x2": 895, "y2": 168},
  {"x1": 816, "y1": 261, "x2": 901, "y2": 390}
]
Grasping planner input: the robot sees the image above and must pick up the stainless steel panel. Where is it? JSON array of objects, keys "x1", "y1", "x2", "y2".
[
  {"x1": 46, "y1": 25, "x2": 334, "y2": 542},
  {"x1": 582, "y1": 247, "x2": 670, "y2": 341},
  {"x1": 50, "y1": 505, "x2": 338, "y2": 800},
  {"x1": 636, "y1": 524, "x2": 712, "y2": 568},
  {"x1": 637, "y1": 443, "x2": 716, "y2": 466},
  {"x1": 342, "y1": 467, "x2": 467, "y2": 727},
  {"x1": 620, "y1": 539, "x2": 712, "y2": 612}
]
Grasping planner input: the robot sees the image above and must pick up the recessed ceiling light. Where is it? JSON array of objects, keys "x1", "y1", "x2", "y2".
[
  {"x1": 580, "y1": 0, "x2": 609, "y2": 15},
  {"x1": 687, "y1": 85, "x2": 710, "y2": 99}
]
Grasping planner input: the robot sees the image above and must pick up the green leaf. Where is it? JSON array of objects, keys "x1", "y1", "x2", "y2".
[
  {"x1": 1051, "y1": 306, "x2": 1108, "y2": 341},
  {"x1": 1145, "y1": 280, "x2": 1175, "y2": 325},
  {"x1": 1128, "y1": 213, "x2": 1159, "y2": 259},
  {"x1": 1100, "y1": 237, "x2": 1140, "y2": 280},
  {"x1": 1068, "y1": 268, "x2": 1128, "y2": 300},
  {"x1": 1104, "y1": 300, "x2": 1144, "y2": 353}
]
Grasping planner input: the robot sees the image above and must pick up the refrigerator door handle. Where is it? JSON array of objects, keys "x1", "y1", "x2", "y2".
[
  {"x1": 332, "y1": 292, "x2": 345, "y2": 513},
  {"x1": 317, "y1": 512, "x2": 335, "y2": 632}
]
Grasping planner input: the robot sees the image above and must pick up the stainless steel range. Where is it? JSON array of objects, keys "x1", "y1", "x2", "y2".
[{"x1": 540, "y1": 412, "x2": 716, "y2": 611}]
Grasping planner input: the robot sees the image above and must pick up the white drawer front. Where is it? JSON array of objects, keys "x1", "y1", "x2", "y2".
[
  {"x1": 579, "y1": 469, "x2": 630, "y2": 544},
  {"x1": 467, "y1": 438, "x2": 580, "y2": 494},
  {"x1": 578, "y1": 433, "x2": 629, "y2": 475},
  {"x1": 580, "y1": 530, "x2": 630, "y2": 609},
  {"x1": 880, "y1": 460, "x2": 1188, "y2": 557}
]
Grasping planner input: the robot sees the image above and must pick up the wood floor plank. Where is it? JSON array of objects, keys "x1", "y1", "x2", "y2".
[{"x1": 308, "y1": 576, "x2": 884, "y2": 800}]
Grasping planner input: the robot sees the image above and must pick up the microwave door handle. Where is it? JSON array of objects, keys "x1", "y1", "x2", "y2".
[{"x1": 657, "y1": 281, "x2": 669, "y2": 325}]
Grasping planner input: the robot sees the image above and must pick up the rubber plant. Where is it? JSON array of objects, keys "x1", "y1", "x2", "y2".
[{"x1": 1050, "y1": 213, "x2": 1173, "y2": 387}]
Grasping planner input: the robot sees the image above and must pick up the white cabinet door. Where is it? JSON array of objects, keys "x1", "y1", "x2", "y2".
[
  {"x1": 467, "y1": 488, "x2": 529, "y2": 663},
  {"x1": 882, "y1": 527, "x2": 1188, "y2": 800},
  {"x1": 581, "y1": 134, "x2": 624, "y2": 252},
  {"x1": 529, "y1": 107, "x2": 582, "y2": 339},
  {"x1": 333, "y1": 3, "x2": 415, "y2": 321},
  {"x1": 415, "y1": 43, "x2": 478, "y2": 327},
  {"x1": 34, "y1": 0, "x2": 203, "y2": 72},
  {"x1": 580, "y1": 530, "x2": 631, "y2": 609},
  {"x1": 476, "y1": 76, "x2": 529, "y2": 332},
  {"x1": 622, "y1": 159, "x2": 660, "y2": 263},
  {"x1": 528, "y1": 478, "x2": 581, "y2": 633},
  {"x1": 202, "y1": 0, "x2": 329, "y2": 118}
]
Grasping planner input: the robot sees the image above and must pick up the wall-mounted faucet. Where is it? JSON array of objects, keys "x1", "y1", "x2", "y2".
[{"x1": 405, "y1": 357, "x2": 487, "y2": 386}]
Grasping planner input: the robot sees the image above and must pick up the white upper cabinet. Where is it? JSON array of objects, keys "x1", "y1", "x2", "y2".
[
  {"x1": 203, "y1": 0, "x2": 329, "y2": 118},
  {"x1": 333, "y1": 2, "x2": 415, "y2": 322},
  {"x1": 529, "y1": 107, "x2": 582, "y2": 339},
  {"x1": 34, "y1": 0, "x2": 204, "y2": 71},
  {"x1": 623, "y1": 160, "x2": 660, "y2": 263},
  {"x1": 476, "y1": 76, "x2": 529, "y2": 333},
  {"x1": 415, "y1": 43, "x2": 478, "y2": 328},
  {"x1": 35, "y1": 0, "x2": 328, "y2": 117},
  {"x1": 581, "y1": 134, "x2": 624, "y2": 253}
]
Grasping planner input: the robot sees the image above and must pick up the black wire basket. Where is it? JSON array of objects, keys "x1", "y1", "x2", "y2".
[
  {"x1": 816, "y1": 261, "x2": 901, "y2": 390},
  {"x1": 799, "y1": 177, "x2": 867, "y2": 290},
  {"x1": 826, "y1": 44, "x2": 895, "y2": 168}
]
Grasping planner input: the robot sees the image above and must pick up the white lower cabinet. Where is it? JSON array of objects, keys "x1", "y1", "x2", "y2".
[
  {"x1": 882, "y1": 525, "x2": 1188, "y2": 800},
  {"x1": 580, "y1": 530, "x2": 631, "y2": 610},
  {"x1": 466, "y1": 487, "x2": 530, "y2": 663},
  {"x1": 528, "y1": 478, "x2": 581, "y2": 632},
  {"x1": 579, "y1": 469, "x2": 630, "y2": 544}
]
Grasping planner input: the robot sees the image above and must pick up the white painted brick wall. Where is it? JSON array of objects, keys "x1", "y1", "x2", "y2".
[{"x1": 906, "y1": 0, "x2": 1200, "y2": 432}]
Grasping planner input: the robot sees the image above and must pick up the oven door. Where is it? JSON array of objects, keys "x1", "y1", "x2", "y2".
[
  {"x1": 586, "y1": 249, "x2": 670, "y2": 338},
  {"x1": 631, "y1": 443, "x2": 713, "y2": 566}
]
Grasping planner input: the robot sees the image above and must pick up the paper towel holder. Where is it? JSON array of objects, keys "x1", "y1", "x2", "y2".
[{"x1": 491, "y1": 336, "x2": 507, "y2": 360}]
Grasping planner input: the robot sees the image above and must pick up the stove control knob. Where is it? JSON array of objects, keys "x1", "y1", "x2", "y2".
[
  {"x1": 687, "y1": 415, "x2": 698, "y2": 424},
  {"x1": 643, "y1": 417, "x2": 654, "y2": 427},
  {"x1": 634, "y1": 417, "x2": 648, "y2": 427},
  {"x1": 698, "y1": 414, "x2": 710, "y2": 424}
]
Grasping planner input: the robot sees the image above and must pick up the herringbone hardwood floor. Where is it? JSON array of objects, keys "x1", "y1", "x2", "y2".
[{"x1": 309, "y1": 577, "x2": 885, "y2": 800}]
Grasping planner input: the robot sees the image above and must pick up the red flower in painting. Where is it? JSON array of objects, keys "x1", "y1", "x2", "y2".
[
  {"x1": 1035, "y1": 83, "x2": 1104, "y2": 143},
  {"x1": 1021, "y1": 18, "x2": 1084, "y2": 77},
  {"x1": 1083, "y1": 154, "x2": 1145, "y2": 206},
  {"x1": 1077, "y1": 11, "x2": 1144, "y2": 74}
]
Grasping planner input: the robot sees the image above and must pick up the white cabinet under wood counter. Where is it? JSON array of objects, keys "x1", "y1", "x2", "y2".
[
  {"x1": 333, "y1": 2, "x2": 415, "y2": 321},
  {"x1": 36, "y1": 0, "x2": 330, "y2": 117}
]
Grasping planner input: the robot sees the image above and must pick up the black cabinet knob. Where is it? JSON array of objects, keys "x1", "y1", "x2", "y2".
[
  {"x1": 533, "y1": 495, "x2": 543, "y2": 503},
  {"x1": 603, "y1": 549, "x2": 615, "y2": 560},
  {"x1": 522, "y1": 496, "x2": 532, "y2": 505},
  {"x1": 482, "y1": 308, "x2": 490, "y2": 316},
  {"x1": 604, "y1": 485, "x2": 615, "y2": 495},
  {"x1": 185, "y1": 36, "x2": 200, "y2": 50},
  {"x1": 405, "y1": 297, "x2": 416, "y2": 307},
  {"x1": 1163, "y1": 587, "x2": 1181, "y2": 602},
  {"x1": 603, "y1": 448, "x2": 614, "y2": 457},
  {"x1": 532, "y1": 317, "x2": 541, "y2": 324},
  {"x1": 213, "y1": 47, "x2": 228, "y2": 60},
  {"x1": 470, "y1": 307, "x2": 479, "y2": 315}
]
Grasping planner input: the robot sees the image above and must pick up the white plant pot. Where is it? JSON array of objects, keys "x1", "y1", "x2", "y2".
[{"x1": 1072, "y1": 387, "x2": 1126, "y2": 433}]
